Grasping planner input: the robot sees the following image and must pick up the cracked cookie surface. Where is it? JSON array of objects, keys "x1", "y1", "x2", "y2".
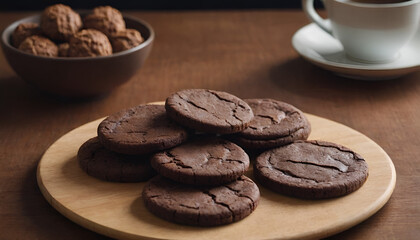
[
  {"x1": 165, "y1": 89, "x2": 254, "y2": 134},
  {"x1": 97, "y1": 104, "x2": 189, "y2": 155},
  {"x1": 77, "y1": 137, "x2": 156, "y2": 182},
  {"x1": 227, "y1": 99, "x2": 311, "y2": 150},
  {"x1": 142, "y1": 175, "x2": 259, "y2": 226},
  {"x1": 151, "y1": 137, "x2": 250, "y2": 186},
  {"x1": 254, "y1": 140, "x2": 368, "y2": 199}
]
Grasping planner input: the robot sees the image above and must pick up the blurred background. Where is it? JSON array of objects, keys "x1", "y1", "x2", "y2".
[{"x1": 1, "y1": 0, "x2": 324, "y2": 10}]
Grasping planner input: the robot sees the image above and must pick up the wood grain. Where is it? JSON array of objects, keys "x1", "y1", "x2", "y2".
[
  {"x1": 1, "y1": 9, "x2": 420, "y2": 240},
  {"x1": 37, "y1": 113, "x2": 395, "y2": 240}
]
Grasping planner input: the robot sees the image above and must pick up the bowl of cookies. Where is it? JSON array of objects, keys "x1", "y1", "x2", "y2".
[{"x1": 1, "y1": 4, "x2": 154, "y2": 98}]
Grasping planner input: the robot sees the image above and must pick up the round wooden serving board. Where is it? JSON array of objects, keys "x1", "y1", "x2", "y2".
[{"x1": 37, "y1": 112, "x2": 396, "y2": 240}]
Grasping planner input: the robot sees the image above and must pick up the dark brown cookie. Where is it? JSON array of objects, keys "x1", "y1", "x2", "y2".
[
  {"x1": 98, "y1": 104, "x2": 189, "y2": 155},
  {"x1": 58, "y1": 42, "x2": 69, "y2": 57},
  {"x1": 77, "y1": 137, "x2": 156, "y2": 182},
  {"x1": 18, "y1": 35, "x2": 58, "y2": 57},
  {"x1": 83, "y1": 6, "x2": 126, "y2": 37},
  {"x1": 151, "y1": 137, "x2": 249, "y2": 186},
  {"x1": 40, "y1": 4, "x2": 82, "y2": 41},
  {"x1": 228, "y1": 129, "x2": 310, "y2": 151},
  {"x1": 254, "y1": 140, "x2": 368, "y2": 199},
  {"x1": 110, "y1": 29, "x2": 144, "y2": 53},
  {"x1": 165, "y1": 89, "x2": 254, "y2": 134},
  {"x1": 68, "y1": 29, "x2": 113, "y2": 57},
  {"x1": 142, "y1": 175, "x2": 259, "y2": 226},
  {"x1": 227, "y1": 99, "x2": 310, "y2": 150},
  {"x1": 12, "y1": 22, "x2": 42, "y2": 48}
]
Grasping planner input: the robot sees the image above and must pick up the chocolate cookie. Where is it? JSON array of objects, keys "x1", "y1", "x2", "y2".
[
  {"x1": 254, "y1": 140, "x2": 369, "y2": 199},
  {"x1": 165, "y1": 89, "x2": 254, "y2": 134},
  {"x1": 68, "y1": 29, "x2": 113, "y2": 57},
  {"x1": 142, "y1": 175, "x2": 259, "y2": 226},
  {"x1": 84, "y1": 6, "x2": 126, "y2": 37},
  {"x1": 12, "y1": 22, "x2": 42, "y2": 48},
  {"x1": 40, "y1": 4, "x2": 82, "y2": 41},
  {"x1": 110, "y1": 29, "x2": 144, "y2": 53},
  {"x1": 97, "y1": 104, "x2": 189, "y2": 155},
  {"x1": 77, "y1": 137, "x2": 156, "y2": 182},
  {"x1": 58, "y1": 42, "x2": 69, "y2": 57},
  {"x1": 18, "y1": 35, "x2": 58, "y2": 57},
  {"x1": 227, "y1": 99, "x2": 310, "y2": 150},
  {"x1": 151, "y1": 137, "x2": 249, "y2": 186}
]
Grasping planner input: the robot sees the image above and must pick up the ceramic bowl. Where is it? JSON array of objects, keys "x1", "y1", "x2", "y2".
[{"x1": 1, "y1": 13, "x2": 154, "y2": 98}]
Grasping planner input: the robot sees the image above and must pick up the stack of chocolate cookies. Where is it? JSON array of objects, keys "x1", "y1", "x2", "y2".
[
  {"x1": 77, "y1": 104, "x2": 189, "y2": 182},
  {"x1": 77, "y1": 88, "x2": 369, "y2": 227},
  {"x1": 226, "y1": 98, "x2": 368, "y2": 200},
  {"x1": 144, "y1": 89, "x2": 260, "y2": 226}
]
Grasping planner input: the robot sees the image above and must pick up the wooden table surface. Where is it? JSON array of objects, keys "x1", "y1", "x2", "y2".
[{"x1": 0, "y1": 9, "x2": 419, "y2": 240}]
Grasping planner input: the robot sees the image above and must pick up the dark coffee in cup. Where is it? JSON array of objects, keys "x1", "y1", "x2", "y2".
[{"x1": 351, "y1": 0, "x2": 410, "y2": 3}]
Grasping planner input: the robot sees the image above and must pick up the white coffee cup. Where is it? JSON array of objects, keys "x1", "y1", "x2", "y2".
[{"x1": 302, "y1": 0, "x2": 420, "y2": 63}]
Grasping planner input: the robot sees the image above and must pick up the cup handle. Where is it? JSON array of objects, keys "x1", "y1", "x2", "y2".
[{"x1": 302, "y1": 0, "x2": 332, "y2": 34}]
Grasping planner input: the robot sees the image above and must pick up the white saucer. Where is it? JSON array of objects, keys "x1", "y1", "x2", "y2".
[{"x1": 292, "y1": 23, "x2": 420, "y2": 80}]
